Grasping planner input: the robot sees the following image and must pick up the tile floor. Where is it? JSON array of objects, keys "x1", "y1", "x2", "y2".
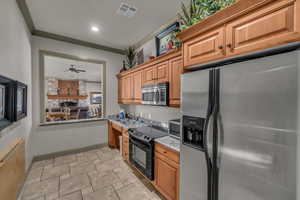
[{"x1": 20, "y1": 146, "x2": 163, "y2": 200}]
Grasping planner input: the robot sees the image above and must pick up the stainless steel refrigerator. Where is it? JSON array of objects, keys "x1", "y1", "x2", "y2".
[{"x1": 180, "y1": 48, "x2": 299, "y2": 200}]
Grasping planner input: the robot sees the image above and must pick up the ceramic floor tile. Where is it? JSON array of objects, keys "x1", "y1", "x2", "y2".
[
  {"x1": 116, "y1": 183, "x2": 152, "y2": 200},
  {"x1": 22, "y1": 177, "x2": 59, "y2": 200},
  {"x1": 21, "y1": 146, "x2": 162, "y2": 200},
  {"x1": 59, "y1": 191, "x2": 83, "y2": 200},
  {"x1": 90, "y1": 171, "x2": 120, "y2": 191},
  {"x1": 83, "y1": 186, "x2": 119, "y2": 200},
  {"x1": 32, "y1": 159, "x2": 54, "y2": 169},
  {"x1": 54, "y1": 154, "x2": 77, "y2": 166},
  {"x1": 42, "y1": 165, "x2": 69, "y2": 180},
  {"x1": 26, "y1": 167, "x2": 43, "y2": 183},
  {"x1": 22, "y1": 196, "x2": 45, "y2": 200},
  {"x1": 70, "y1": 161, "x2": 96, "y2": 176},
  {"x1": 60, "y1": 174, "x2": 91, "y2": 196},
  {"x1": 45, "y1": 192, "x2": 59, "y2": 200}
]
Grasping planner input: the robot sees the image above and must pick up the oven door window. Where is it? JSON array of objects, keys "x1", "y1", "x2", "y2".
[{"x1": 132, "y1": 144, "x2": 147, "y2": 168}]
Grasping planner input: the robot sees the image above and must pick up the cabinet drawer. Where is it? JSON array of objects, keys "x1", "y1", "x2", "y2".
[
  {"x1": 155, "y1": 143, "x2": 180, "y2": 164},
  {"x1": 111, "y1": 123, "x2": 122, "y2": 132},
  {"x1": 226, "y1": 0, "x2": 300, "y2": 57},
  {"x1": 183, "y1": 27, "x2": 225, "y2": 67}
]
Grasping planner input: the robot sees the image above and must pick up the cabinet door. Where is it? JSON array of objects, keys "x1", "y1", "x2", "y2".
[
  {"x1": 122, "y1": 131, "x2": 129, "y2": 161},
  {"x1": 156, "y1": 61, "x2": 169, "y2": 83},
  {"x1": 155, "y1": 155, "x2": 179, "y2": 200},
  {"x1": 118, "y1": 77, "x2": 122, "y2": 103},
  {"x1": 108, "y1": 121, "x2": 115, "y2": 148},
  {"x1": 169, "y1": 57, "x2": 182, "y2": 107},
  {"x1": 155, "y1": 61, "x2": 169, "y2": 83},
  {"x1": 133, "y1": 71, "x2": 142, "y2": 103},
  {"x1": 183, "y1": 27, "x2": 225, "y2": 68},
  {"x1": 143, "y1": 66, "x2": 156, "y2": 86},
  {"x1": 123, "y1": 75, "x2": 133, "y2": 102},
  {"x1": 226, "y1": 0, "x2": 300, "y2": 57}
]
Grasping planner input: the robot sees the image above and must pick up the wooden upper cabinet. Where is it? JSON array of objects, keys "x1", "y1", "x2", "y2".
[
  {"x1": 143, "y1": 65, "x2": 156, "y2": 86},
  {"x1": 183, "y1": 27, "x2": 225, "y2": 67},
  {"x1": 226, "y1": 0, "x2": 300, "y2": 57},
  {"x1": 169, "y1": 57, "x2": 182, "y2": 107},
  {"x1": 118, "y1": 77, "x2": 122, "y2": 103},
  {"x1": 156, "y1": 61, "x2": 169, "y2": 83},
  {"x1": 123, "y1": 74, "x2": 133, "y2": 101},
  {"x1": 133, "y1": 71, "x2": 142, "y2": 103}
]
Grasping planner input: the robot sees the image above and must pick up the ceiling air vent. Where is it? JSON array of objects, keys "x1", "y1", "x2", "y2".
[{"x1": 117, "y1": 3, "x2": 137, "y2": 18}]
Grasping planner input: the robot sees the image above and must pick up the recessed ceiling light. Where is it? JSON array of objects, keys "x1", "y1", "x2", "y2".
[{"x1": 91, "y1": 26, "x2": 99, "y2": 32}]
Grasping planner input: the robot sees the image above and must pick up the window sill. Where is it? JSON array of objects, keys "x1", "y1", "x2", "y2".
[{"x1": 39, "y1": 118, "x2": 107, "y2": 127}]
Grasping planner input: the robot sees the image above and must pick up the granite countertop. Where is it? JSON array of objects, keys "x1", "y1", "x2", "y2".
[
  {"x1": 108, "y1": 117, "x2": 146, "y2": 129},
  {"x1": 155, "y1": 136, "x2": 180, "y2": 152},
  {"x1": 108, "y1": 115, "x2": 180, "y2": 152}
]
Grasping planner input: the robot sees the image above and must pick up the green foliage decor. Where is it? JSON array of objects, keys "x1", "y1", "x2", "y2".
[
  {"x1": 178, "y1": 0, "x2": 237, "y2": 30},
  {"x1": 125, "y1": 46, "x2": 137, "y2": 69}
]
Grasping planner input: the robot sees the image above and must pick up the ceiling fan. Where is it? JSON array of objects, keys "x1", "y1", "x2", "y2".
[{"x1": 65, "y1": 65, "x2": 86, "y2": 73}]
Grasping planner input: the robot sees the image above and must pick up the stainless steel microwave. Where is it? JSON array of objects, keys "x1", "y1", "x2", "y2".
[{"x1": 141, "y1": 82, "x2": 169, "y2": 106}]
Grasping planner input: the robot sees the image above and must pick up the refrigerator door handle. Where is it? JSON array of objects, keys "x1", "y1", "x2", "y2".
[
  {"x1": 206, "y1": 113, "x2": 214, "y2": 162},
  {"x1": 216, "y1": 113, "x2": 223, "y2": 169}
]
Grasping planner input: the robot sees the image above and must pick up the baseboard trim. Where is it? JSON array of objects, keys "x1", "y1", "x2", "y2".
[{"x1": 33, "y1": 143, "x2": 108, "y2": 162}]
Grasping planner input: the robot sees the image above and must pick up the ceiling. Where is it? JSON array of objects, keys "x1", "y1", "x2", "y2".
[
  {"x1": 25, "y1": 0, "x2": 189, "y2": 49},
  {"x1": 44, "y1": 55, "x2": 103, "y2": 82}
]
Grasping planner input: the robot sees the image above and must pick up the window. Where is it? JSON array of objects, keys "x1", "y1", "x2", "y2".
[
  {"x1": 0, "y1": 75, "x2": 15, "y2": 130},
  {"x1": 40, "y1": 51, "x2": 106, "y2": 124},
  {"x1": 0, "y1": 84, "x2": 5, "y2": 120}
]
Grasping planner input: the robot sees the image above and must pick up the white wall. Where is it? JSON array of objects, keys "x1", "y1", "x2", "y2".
[
  {"x1": 0, "y1": 0, "x2": 32, "y2": 169},
  {"x1": 31, "y1": 36, "x2": 123, "y2": 156},
  {"x1": 122, "y1": 105, "x2": 180, "y2": 122},
  {"x1": 137, "y1": 39, "x2": 156, "y2": 63}
]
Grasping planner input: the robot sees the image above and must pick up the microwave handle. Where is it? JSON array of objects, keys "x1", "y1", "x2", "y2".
[{"x1": 155, "y1": 88, "x2": 159, "y2": 103}]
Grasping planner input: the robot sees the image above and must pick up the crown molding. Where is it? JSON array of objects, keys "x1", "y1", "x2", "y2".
[
  {"x1": 16, "y1": 0, "x2": 35, "y2": 32},
  {"x1": 15, "y1": 0, "x2": 125, "y2": 55},
  {"x1": 33, "y1": 30, "x2": 125, "y2": 54}
]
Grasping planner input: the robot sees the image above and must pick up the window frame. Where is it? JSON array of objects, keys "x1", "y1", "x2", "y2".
[
  {"x1": 39, "y1": 50, "x2": 106, "y2": 125},
  {"x1": 0, "y1": 75, "x2": 16, "y2": 130}
]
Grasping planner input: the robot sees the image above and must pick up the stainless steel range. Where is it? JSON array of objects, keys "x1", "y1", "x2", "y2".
[{"x1": 128, "y1": 125, "x2": 168, "y2": 180}]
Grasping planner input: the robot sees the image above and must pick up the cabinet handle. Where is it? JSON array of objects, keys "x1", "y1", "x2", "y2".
[
  {"x1": 163, "y1": 151, "x2": 167, "y2": 154},
  {"x1": 227, "y1": 44, "x2": 232, "y2": 49},
  {"x1": 218, "y1": 45, "x2": 223, "y2": 50}
]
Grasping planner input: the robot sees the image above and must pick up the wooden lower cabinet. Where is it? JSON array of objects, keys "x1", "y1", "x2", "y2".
[
  {"x1": 155, "y1": 143, "x2": 180, "y2": 200},
  {"x1": 108, "y1": 121, "x2": 122, "y2": 149},
  {"x1": 226, "y1": 0, "x2": 300, "y2": 57},
  {"x1": 122, "y1": 129, "x2": 129, "y2": 161}
]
